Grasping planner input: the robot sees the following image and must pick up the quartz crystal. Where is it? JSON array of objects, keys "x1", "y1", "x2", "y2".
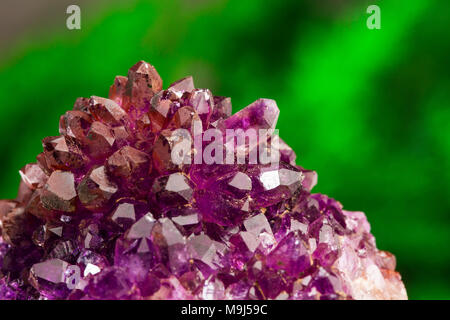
[{"x1": 0, "y1": 61, "x2": 407, "y2": 300}]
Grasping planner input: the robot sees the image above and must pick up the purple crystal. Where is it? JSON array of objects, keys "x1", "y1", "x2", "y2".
[
  {"x1": 0, "y1": 61, "x2": 407, "y2": 300},
  {"x1": 168, "y1": 76, "x2": 195, "y2": 98},
  {"x1": 220, "y1": 98, "x2": 279, "y2": 131}
]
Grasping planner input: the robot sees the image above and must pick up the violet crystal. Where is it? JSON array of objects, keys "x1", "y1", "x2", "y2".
[{"x1": 0, "y1": 61, "x2": 407, "y2": 300}]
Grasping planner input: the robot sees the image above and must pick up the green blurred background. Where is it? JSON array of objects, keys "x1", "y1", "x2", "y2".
[{"x1": 0, "y1": 0, "x2": 448, "y2": 299}]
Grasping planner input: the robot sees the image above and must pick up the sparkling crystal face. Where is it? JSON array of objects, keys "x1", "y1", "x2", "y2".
[{"x1": 0, "y1": 61, "x2": 406, "y2": 300}]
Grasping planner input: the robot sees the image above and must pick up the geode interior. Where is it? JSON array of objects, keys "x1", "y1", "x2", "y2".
[{"x1": 0, "y1": 61, "x2": 407, "y2": 300}]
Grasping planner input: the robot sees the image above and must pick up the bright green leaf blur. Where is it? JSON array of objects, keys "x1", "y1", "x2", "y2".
[{"x1": 0, "y1": 0, "x2": 448, "y2": 299}]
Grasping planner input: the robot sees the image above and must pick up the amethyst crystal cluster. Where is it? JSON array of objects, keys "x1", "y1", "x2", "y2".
[{"x1": 0, "y1": 61, "x2": 407, "y2": 300}]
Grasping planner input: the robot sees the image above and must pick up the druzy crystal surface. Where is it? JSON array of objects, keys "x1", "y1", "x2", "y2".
[{"x1": 0, "y1": 61, "x2": 407, "y2": 300}]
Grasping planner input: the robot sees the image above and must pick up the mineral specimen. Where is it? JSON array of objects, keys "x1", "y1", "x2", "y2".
[{"x1": 0, "y1": 61, "x2": 407, "y2": 300}]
